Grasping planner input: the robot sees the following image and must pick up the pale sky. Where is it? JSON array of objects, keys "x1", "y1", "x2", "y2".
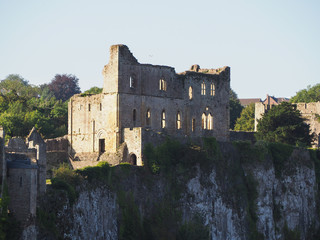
[{"x1": 0, "y1": 0, "x2": 319, "y2": 99}]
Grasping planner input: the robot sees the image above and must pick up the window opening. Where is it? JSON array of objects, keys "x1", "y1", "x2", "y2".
[
  {"x1": 201, "y1": 82, "x2": 206, "y2": 95},
  {"x1": 129, "y1": 154, "x2": 137, "y2": 165},
  {"x1": 100, "y1": 103, "x2": 102, "y2": 111},
  {"x1": 176, "y1": 112, "x2": 181, "y2": 129},
  {"x1": 192, "y1": 118, "x2": 196, "y2": 132},
  {"x1": 210, "y1": 83, "x2": 215, "y2": 96},
  {"x1": 202, "y1": 113, "x2": 207, "y2": 129},
  {"x1": 189, "y1": 86, "x2": 193, "y2": 100},
  {"x1": 88, "y1": 104, "x2": 91, "y2": 111},
  {"x1": 146, "y1": 109, "x2": 151, "y2": 126},
  {"x1": 99, "y1": 139, "x2": 105, "y2": 154},
  {"x1": 130, "y1": 76, "x2": 135, "y2": 88},
  {"x1": 161, "y1": 110, "x2": 166, "y2": 128},
  {"x1": 159, "y1": 78, "x2": 167, "y2": 91},
  {"x1": 208, "y1": 113, "x2": 213, "y2": 130}
]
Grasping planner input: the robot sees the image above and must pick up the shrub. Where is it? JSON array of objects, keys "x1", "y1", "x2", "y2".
[{"x1": 268, "y1": 142, "x2": 294, "y2": 178}]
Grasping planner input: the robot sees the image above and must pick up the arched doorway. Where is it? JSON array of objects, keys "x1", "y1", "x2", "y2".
[{"x1": 129, "y1": 154, "x2": 137, "y2": 165}]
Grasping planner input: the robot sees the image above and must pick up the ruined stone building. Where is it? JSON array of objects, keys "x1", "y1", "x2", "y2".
[
  {"x1": 0, "y1": 127, "x2": 46, "y2": 230},
  {"x1": 68, "y1": 45, "x2": 230, "y2": 167}
]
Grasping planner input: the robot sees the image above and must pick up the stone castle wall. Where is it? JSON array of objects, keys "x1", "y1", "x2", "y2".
[
  {"x1": 7, "y1": 166, "x2": 37, "y2": 225},
  {"x1": 68, "y1": 45, "x2": 230, "y2": 167}
]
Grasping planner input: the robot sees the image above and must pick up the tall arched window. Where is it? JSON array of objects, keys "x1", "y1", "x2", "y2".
[
  {"x1": 146, "y1": 109, "x2": 151, "y2": 126},
  {"x1": 210, "y1": 83, "x2": 215, "y2": 96},
  {"x1": 161, "y1": 110, "x2": 166, "y2": 128},
  {"x1": 208, "y1": 113, "x2": 213, "y2": 130},
  {"x1": 202, "y1": 113, "x2": 207, "y2": 129},
  {"x1": 189, "y1": 86, "x2": 193, "y2": 100},
  {"x1": 176, "y1": 112, "x2": 181, "y2": 129},
  {"x1": 130, "y1": 76, "x2": 135, "y2": 88},
  {"x1": 159, "y1": 78, "x2": 167, "y2": 91},
  {"x1": 201, "y1": 82, "x2": 206, "y2": 95}
]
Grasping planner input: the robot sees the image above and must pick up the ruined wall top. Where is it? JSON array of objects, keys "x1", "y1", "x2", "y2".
[
  {"x1": 109, "y1": 44, "x2": 139, "y2": 65},
  {"x1": 26, "y1": 127, "x2": 45, "y2": 147},
  {"x1": 7, "y1": 138, "x2": 28, "y2": 152}
]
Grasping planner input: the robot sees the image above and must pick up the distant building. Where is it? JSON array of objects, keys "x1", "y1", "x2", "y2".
[
  {"x1": 239, "y1": 98, "x2": 262, "y2": 107},
  {"x1": 255, "y1": 94, "x2": 290, "y2": 131}
]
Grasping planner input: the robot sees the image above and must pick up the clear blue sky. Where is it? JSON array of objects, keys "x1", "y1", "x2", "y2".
[{"x1": 0, "y1": 0, "x2": 319, "y2": 99}]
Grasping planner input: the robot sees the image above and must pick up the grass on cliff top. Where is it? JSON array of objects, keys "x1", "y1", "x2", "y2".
[
  {"x1": 144, "y1": 137, "x2": 220, "y2": 175},
  {"x1": 232, "y1": 140, "x2": 294, "y2": 178}
]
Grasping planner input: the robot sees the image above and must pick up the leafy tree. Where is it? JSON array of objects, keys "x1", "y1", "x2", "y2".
[
  {"x1": 234, "y1": 103, "x2": 255, "y2": 131},
  {"x1": 0, "y1": 74, "x2": 68, "y2": 139},
  {"x1": 0, "y1": 74, "x2": 39, "y2": 98},
  {"x1": 82, "y1": 86, "x2": 102, "y2": 95},
  {"x1": 48, "y1": 74, "x2": 81, "y2": 101},
  {"x1": 230, "y1": 89, "x2": 244, "y2": 129},
  {"x1": 256, "y1": 102, "x2": 313, "y2": 146},
  {"x1": 290, "y1": 83, "x2": 320, "y2": 103}
]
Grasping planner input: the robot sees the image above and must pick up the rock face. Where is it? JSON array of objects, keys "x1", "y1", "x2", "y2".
[
  {"x1": 37, "y1": 142, "x2": 320, "y2": 240},
  {"x1": 68, "y1": 187, "x2": 118, "y2": 240}
]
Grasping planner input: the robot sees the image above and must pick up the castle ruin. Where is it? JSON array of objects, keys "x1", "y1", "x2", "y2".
[{"x1": 68, "y1": 45, "x2": 230, "y2": 167}]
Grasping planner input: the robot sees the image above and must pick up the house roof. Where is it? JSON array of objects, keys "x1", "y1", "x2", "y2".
[{"x1": 239, "y1": 98, "x2": 262, "y2": 106}]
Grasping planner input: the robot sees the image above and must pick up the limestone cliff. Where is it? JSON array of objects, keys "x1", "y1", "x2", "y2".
[{"x1": 36, "y1": 141, "x2": 320, "y2": 240}]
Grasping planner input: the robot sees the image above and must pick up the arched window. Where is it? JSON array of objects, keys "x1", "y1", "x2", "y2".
[
  {"x1": 208, "y1": 113, "x2": 213, "y2": 130},
  {"x1": 202, "y1": 113, "x2": 207, "y2": 129},
  {"x1": 189, "y1": 86, "x2": 193, "y2": 100},
  {"x1": 146, "y1": 109, "x2": 151, "y2": 126},
  {"x1": 161, "y1": 110, "x2": 166, "y2": 128},
  {"x1": 130, "y1": 76, "x2": 135, "y2": 88},
  {"x1": 133, "y1": 109, "x2": 136, "y2": 123},
  {"x1": 192, "y1": 118, "x2": 196, "y2": 132},
  {"x1": 201, "y1": 82, "x2": 206, "y2": 95},
  {"x1": 129, "y1": 154, "x2": 137, "y2": 165},
  {"x1": 210, "y1": 83, "x2": 215, "y2": 96},
  {"x1": 176, "y1": 112, "x2": 181, "y2": 129},
  {"x1": 159, "y1": 78, "x2": 167, "y2": 91}
]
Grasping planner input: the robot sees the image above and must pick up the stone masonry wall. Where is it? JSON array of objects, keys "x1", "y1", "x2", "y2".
[
  {"x1": 7, "y1": 167, "x2": 37, "y2": 225},
  {"x1": 68, "y1": 44, "x2": 230, "y2": 166}
]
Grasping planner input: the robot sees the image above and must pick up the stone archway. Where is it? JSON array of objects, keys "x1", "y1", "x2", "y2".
[{"x1": 129, "y1": 153, "x2": 137, "y2": 165}]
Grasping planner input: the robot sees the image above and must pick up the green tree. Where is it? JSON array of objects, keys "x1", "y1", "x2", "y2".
[
  {"x1": 0, "y1": 74, "x2": 68, "y2": 139},
  {"x1": 230, "y1": 89, "x2": 244, "y2": 129},
  {"x1": 82, "y1": 86, "x2": 102, "y2": 95},
  {"x1": 256, "y1": 102, "x2": 313, "y2": 146},
  {"x1": 234, "y1": 103, "x2": 255, "y2": 131},
  {"x1": 0, "y1": 74, "x2": 39, "y2": 98},
  {"x1": 290, "y1": 83, "x2": 320, "y2": 103}
]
